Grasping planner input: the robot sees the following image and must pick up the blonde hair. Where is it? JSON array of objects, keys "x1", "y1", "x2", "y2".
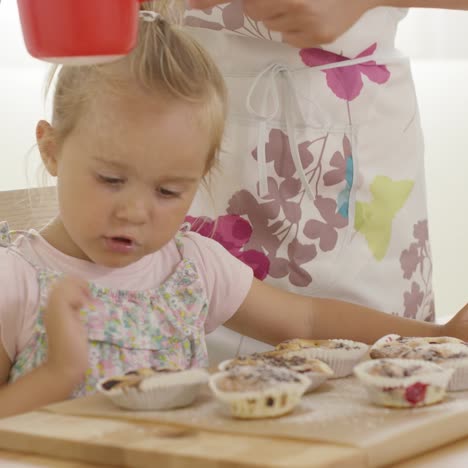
[{"x1": 46, "y1": 0, "x2": 227, "y2": 173}]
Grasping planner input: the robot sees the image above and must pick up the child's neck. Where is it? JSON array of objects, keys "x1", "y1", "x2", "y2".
[{"x1": 40, "y1": 218, "x2": 92, "y2": 262}]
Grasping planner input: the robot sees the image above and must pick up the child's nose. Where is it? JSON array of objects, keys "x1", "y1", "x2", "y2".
[{"x1": 115, "y1": 192, "x2": 149, "y2": 225}]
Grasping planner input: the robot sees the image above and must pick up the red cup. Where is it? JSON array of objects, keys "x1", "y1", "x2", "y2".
[{"x1": 17, "y1": 0, "x2": 146, "y2": 65}]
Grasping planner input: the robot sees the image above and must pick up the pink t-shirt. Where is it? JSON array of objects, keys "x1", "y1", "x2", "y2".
[{"x1": 0, "y1": 230, "x2": 253, "y2": 362}]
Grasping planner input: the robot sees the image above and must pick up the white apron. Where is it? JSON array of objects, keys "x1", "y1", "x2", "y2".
[{"x1": 184, "y1": 3, "x2": 434, "y2": 361}]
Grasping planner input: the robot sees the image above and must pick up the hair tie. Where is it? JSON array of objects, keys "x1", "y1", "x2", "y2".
[{"x1": 139, "y1": 10, "x2": 160, "y2": 22}]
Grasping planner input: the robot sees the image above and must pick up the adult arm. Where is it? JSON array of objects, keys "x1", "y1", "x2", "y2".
[{"x1": 188, "y1": 0, "x2": 468, "y2": 47}]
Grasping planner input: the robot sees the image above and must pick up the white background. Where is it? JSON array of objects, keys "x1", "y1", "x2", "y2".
[{"x1": 0, "y1": 3, "x2": 466, "y2": 318}]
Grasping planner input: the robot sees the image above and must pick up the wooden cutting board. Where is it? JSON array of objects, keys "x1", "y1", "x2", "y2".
[
  {"x1": 45, "y1": 378, "x2": 468, "y2": 466},
  {"x1": 2, "y1": 376, "x2": 468, "y2": 467},
  {"x1": 0, "y1": 410, "x2": 364, "y2": 468}
]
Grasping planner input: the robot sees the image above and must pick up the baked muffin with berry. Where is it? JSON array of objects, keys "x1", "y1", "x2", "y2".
[
  {"x1": 354, "y1": 358, "x2": 453, "y2": 408},
  {"x1": 397, "y1": 344, "x2": 468, "y2": 391},
  {"x1": 209, "y1": 365, "x2": 309, "y2": 419}
]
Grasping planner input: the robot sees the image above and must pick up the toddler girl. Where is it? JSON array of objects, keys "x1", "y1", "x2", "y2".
[{"x1": 0, "y1": 2, "x2": 467, "y2": 418}]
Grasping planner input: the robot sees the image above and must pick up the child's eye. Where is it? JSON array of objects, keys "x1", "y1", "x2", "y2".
[
  {"x1": 158, "y1": 187, "x2": 180, "y2": 198},
  {"x1": 98, "y1": 175, "x2": 124, "y2": 185}
]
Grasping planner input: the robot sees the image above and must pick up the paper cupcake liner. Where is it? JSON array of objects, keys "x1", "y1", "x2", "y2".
[
  {"x1": 354, "y1": 359, "x2": 453, "y2": 408},
  {"x1": 209, "y1": 366, "x2": 309, "y2": 419},
  {"x1": 437, "y1": 357, "x2": 468, "y2": 391},
  {"x1": 302, "y1": 372, "x2": 329, "y2": 392},
  {"x1": 97, "y1": 368, "x2": 209, "y2": 411},
  {"x1": 447, "y1": 367, "x2": 468, "y2": 392},
  {"x1": 293, "y1": 340, "x2": 369, "y2": 378},
  {"x1": 365, "y1": 384, "x2": 447, "y2": 408}
]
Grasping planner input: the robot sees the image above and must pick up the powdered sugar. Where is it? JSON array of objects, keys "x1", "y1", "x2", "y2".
[{"x1": 49, "y1": 375, "x2": 468, "y2": 467}]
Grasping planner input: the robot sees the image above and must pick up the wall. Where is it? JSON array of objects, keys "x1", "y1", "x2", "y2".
[{"x1": 0, "y1": 3, "x2": 466, "y2": 317}]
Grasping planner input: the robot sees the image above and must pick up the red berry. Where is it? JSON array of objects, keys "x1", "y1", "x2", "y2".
[{"x1": 405, "y1": 382, "x2": 428, "y2": 405}]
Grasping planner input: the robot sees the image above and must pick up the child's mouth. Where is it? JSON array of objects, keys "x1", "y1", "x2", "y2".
[{"x1": 104, "y1": 236, "x2": 136, "y2": 254}]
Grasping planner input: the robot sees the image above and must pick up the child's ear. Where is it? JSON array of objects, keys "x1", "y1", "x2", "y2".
[{"x1": 36, "y1": 120, "x2": 59, "y2": 176}]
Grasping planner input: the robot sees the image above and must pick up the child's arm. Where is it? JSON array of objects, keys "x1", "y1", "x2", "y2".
[
  {"x1": 0, "y1": 277, "x2": 92, "y2": 418},
  {"x1": 225, "y1": 278, "x2": 467, "y2": 345},
  {"x1": 0, "y1": 343, "x2": 80, "y2": 418}
]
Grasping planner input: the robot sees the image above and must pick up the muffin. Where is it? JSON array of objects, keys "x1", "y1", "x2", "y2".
[
  {"x1": 354, "y1": 358, "x2": 453, "y2": 408},
  {"x1": 209, "y1": 365, "x2": 309, "y2": 419},
  {"x1": 370, "y1": 335, "x2": 468, "y2": 391},
  {"x1": 276, "y1": 338, "x2": 368, "y2": 378},
  {"x1": 97, "y1": 367, "x2": 209, "y2": 411},
  {"x1": 370, "y1": 334, "x2": 466, "y2": 359},
  {"x1": 397, "y1": 343, "x2": 468, "y2": 391},
  {"x1": 219, "y1": 349, "x2": 334, "y2": 392}
]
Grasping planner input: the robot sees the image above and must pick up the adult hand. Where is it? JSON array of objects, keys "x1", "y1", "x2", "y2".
[
  {"x1": 187, "y1": 0, "x2": 379, "y2": 47},
  {"x1": 44, "y1": 276, "x2": 92, "y2": 384}
]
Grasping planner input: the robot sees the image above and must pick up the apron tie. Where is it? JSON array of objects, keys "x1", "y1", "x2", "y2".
[
  {"x1": 246, "y1": 63, "x2": 316, "y2": 200},
  {"x1": 246, "y1": 51, "x2": 406, "y2": 200}
]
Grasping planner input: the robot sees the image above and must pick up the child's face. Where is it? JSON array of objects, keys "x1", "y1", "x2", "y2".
[{"x1": 40, "y1": 88, "x2": 211, "y2": 267}]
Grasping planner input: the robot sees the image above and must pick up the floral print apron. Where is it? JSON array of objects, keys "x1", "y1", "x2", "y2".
[{"x1": 184, "y1": 4, "x2": 434, "y2": 355}]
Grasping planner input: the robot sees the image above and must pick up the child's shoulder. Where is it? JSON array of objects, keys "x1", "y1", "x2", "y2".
[
  {"x1": 177, "y1": 230, "x2": 236, "y2": 260},
  {"x1": 0, "y1": 235, "x2": 41, "y2": 362},
  {"x1": 0, "y1": 234, "x2": 38, "y2": 280},
  {"x1": 0, "y1": 235, "x2": 40, "y2": 317},
  {"x1": 176, "y1": 230, "x2": 253, "y2": 277}
]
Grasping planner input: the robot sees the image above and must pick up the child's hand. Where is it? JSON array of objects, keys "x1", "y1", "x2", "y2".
[
  {"x1": 440, "y1": 303, "x2": 468, "y2": 341},
  {"x1": 188, "y1": 0, "x2": 378, "y2": 48},
  {"x1": 43, "y1": 276, "x2": 92, "y2": 384}
]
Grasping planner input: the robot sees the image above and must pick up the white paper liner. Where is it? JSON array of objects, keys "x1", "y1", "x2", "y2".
[
  {"x1": 440, "y1": 361, "x2": 468, "y2": 391},
  {"x1": 209, "y1": 366, "x2": 309, "y2": 419},
  {"x1": 96, "y1": 368, "x2": 209, "y2": 411},
  {"x1": 364, "y1": 384, "x2": 447, "y2": 408},
  {"x1": 354, "y1": 358, "x2": 454, "y2": 408},
  {"x1": 277, "y1": 339, "x2": 368, "y2": 378},
  {"x1": 425, "y1": 347, "x2": 468, "y2": 392},
  {"x1": 218, "y1": 356, "x2": 333, "y2": 393}
]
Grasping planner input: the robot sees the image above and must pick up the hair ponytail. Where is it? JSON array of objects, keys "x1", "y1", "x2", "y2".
[{"x1": 46, "y1": 0, "x2": 226, "y2": 170}]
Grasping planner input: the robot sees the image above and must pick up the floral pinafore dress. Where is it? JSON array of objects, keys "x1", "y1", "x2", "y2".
[{"x1": 1, "y1": 223, "x2": 209, "y2": 398}]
